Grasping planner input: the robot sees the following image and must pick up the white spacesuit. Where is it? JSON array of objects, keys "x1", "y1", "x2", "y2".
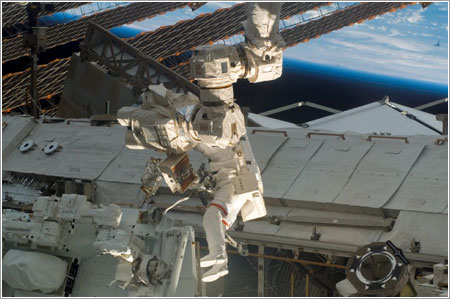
[
  {"x1": 118, "y1": 2, "x2": 284, "y2": 283},
  {"x1": 196, "y1": 144, "x2": 241, "y2": 281},
  {"x1": 195, "y1": 137, "x2": 265, "y2": 281},
  {"x1": 118, "y1": 87, "x2": 266, "y2": 282}
]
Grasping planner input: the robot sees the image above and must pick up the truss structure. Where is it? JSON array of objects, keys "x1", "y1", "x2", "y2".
[{"x1": 80, "y1": 22, "x2": 199, "y2": 96}]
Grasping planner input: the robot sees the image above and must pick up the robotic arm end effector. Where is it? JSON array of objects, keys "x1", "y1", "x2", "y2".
[{"x1": 190, "y1": 2, "x2": 284, "y2": 90}]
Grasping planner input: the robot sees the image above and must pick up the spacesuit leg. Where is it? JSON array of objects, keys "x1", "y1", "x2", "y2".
[
  {"x1": 201, "y1": 204, "x2": 227, "y2": 268},
  {"x1": 201, "y1": 182, "x2": 248, "y2": 282},
  {"x1": 202, "y1": 198, "x2": 233, "y2": 282},
  {"x1": 200, "y1": 182, "x2": 234, "y2": 268}
]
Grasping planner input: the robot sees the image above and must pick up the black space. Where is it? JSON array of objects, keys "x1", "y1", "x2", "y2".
[{"x1": 234, "y1": 60, "x2": 448, "y2": 125}]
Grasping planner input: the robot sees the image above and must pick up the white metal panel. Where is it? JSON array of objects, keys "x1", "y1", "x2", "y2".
[
  {"x1": 98, "y1": 147, "x2": 165, "y2": 184},
  {"x1": 2, "y1": 183, "x2": 41, "y2": 204},
  {"x1": 72, "y1": 255, "x2": 128, "y2": 297},
  {"x1": 378, "y1": 211, "x2": 448, "y2": 257},
  {"x1": 333, "y1": 141, "x2": 425, "y2": 208},
  {"x1": 384, "y1": 144, "x2": 448, "y2": 213},
  {"x1": 2, "y1": 123, "x2": 125, "y2": 180},
  {"x1": 275, "y1": 222, "x2": 383, "y2": 247},
  {"x1": 283, "y1": 138, "x2": 373, "y2": 203},
  {"x1": 166, "y1": 211, "x2": 204, "y2": 230},
  {"x1": 2, "y1": 116, "x2": 35, "y2": 159},
  {"x1": 95, "y1": 181, "x2": 144, "y2": 206},
  {"x1": 185, "y1": 150, "x2": 209, "y2": 172},
  {"x1": 248, "y1": 132, "x2": 288, "y2": 172},
  {"x1": 306, "y1": 101, "x2": 441, "y2": 136},
  {"x1": 265, "y1": 205, "x2": 292, "y2": 219},
  {"x1": 175, "y1": 237, "x2": 198, "y2": 297},
  {"x1": 242, "y1": 220, "x2": 281, "y2": 235},
  {"x1": 262, "y1": 137, "x2": 324, "y2": 198},
  {"x1": 285, "y1": 207, "x2": 386, "y2": 227},
  {"x1": 13, "y1": 290, "x2": 60, "y2": 297},
  {"x1": 248, "y1": 113, "x2": 298, "y2": 129}
]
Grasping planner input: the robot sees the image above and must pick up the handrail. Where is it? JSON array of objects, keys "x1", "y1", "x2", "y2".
[
  {"x1": 367, "y1": 135, "x2": 409, "y2": 144},
  {"x1": 259, "y1": 101, "x2": 341, "y2": 116},
  {"x1": 252, "y1": 129, "x2": 288, "y2": 137},
  {"x1": 435, "y1": 138, "x2": 448, "y2": 146},
  {"x1": 307, "y1": 132, "x2": 345, "y2": 140}
]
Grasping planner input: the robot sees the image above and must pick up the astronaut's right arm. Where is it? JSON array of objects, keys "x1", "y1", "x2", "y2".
[
  {"x1": 117, "y1": 84, "x2": 199, "y2": 155},
  {"x1": 118, "y1": 84, "x2": 201, "y2": 194}
]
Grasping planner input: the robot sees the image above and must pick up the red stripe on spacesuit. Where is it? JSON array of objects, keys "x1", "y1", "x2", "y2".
[
  {"x1": 209, "y1": 203, "x2": 228, "y2": 216},
  {"x1": 221, "y1": 219, "x2": 230, "y2": 227}
]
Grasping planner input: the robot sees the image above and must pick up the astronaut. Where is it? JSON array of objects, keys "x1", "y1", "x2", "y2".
[
  {"x1": 188, "y1": 3, "x2": 283, "y2": 281},
  {"x1": 118, "y1": 83, "x2": 265, "y2": 282},
  {"x1": 118, "y1": 2, "x2": 284, "y2": 282},
  {"x1": 195, "y1": 138, "x2": 265, "y2": 282}
]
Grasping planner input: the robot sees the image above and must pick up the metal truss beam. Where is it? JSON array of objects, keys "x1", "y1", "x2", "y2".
[{"x1": 80, "y1": 22, "x2": 199, "y2": 96}]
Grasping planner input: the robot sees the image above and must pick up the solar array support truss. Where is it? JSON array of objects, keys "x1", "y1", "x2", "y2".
[{"x1": 80, "y1": 22, "x2": 199, "y2": 97}]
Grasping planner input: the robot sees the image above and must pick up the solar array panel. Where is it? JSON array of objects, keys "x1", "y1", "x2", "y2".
[
  {"x1": 170, "y1": 2, "x2": 414, "y2": 79},
  {"x1": 2, "y1": 2, "x2": 416, "y2": 113},
  {"x1": 2, "y1": 58, "x2": 71, "y2": 112},
  {"x1": 128, "y1": 2, "x2": 330, "y2": 60},
  {"x1": 2, "y1": 2, "x2": 88, "y2": 28},
  {"x1": 2, "y1": 2, "x2": 189, "y2": 63}
]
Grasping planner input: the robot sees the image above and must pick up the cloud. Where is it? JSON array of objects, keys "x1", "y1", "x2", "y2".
[
  {"x1": 303, "y1": 9, "x2": 321, "y2": 20},
  {"x1": 281, "y1": 3, "x2": 448, "y2": 83},
  {"x1": 389, "y1": 29, "x2": 403, "y2": 36},
  {"x1": 206, "y1": 2, "x2": 237, "y2": 9},
  {"x1": 126, "y1": 23, "x2": 149, "y2": 31},
  {"x1": 435, "y1": 3, "x2": 448, "y2": 11},
  {"x1": 327, "y1": 38, "x2": 447, "y2": 68},
  {"x1": 343, "y1": 30, "x2": 430, "y2": 52},
  {"x1": 406, "y1": 10, "x2": 424, "y2": 24}
]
